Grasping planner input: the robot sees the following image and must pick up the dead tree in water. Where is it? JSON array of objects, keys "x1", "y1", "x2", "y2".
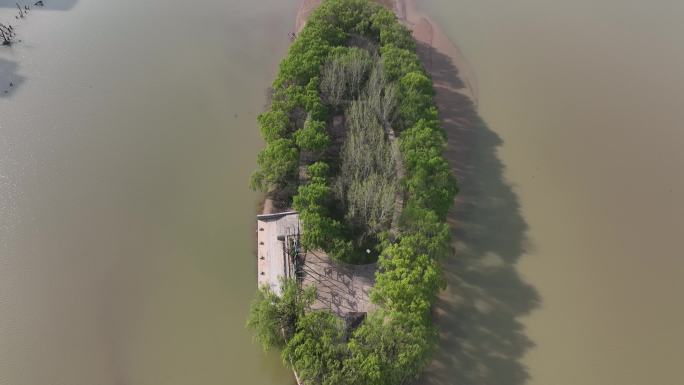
[
  {"x1": 16, "y1": 3, "x2": 25, "y2": 18},
  {"x1": 0, "y1": 24, "x2": 15, "y2": 46}
]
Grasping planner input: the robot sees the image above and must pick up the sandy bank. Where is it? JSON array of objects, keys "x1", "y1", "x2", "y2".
[{"x1": 294, "y1": 0, "x2": 320, "y2": 34}]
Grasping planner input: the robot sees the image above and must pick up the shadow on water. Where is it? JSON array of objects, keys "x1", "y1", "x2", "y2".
[
  {"x1": 415, "y1": 42, "x2": 541, "y2": 385},
  {"x1": 0, "y1": 57, "x2": 24, "y2": 97},
  {"x1": 0, "y1": 0, "x2": 79, "y2": 11}
]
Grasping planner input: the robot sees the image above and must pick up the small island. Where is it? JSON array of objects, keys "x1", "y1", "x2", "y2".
[{"x1": 248, "y1": 0, "x2": 458, "y2": 383}]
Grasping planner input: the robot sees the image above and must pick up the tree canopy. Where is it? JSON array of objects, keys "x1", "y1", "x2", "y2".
[
  {"x1": 247, "y1": 278, "x2": 316, "y2": 351},
  {"x1": 250, "y1": 138, "x2": 299, "y2": 192},
  {"x1": 248, "y1": 1, "x2": 459, "y2": 383}
]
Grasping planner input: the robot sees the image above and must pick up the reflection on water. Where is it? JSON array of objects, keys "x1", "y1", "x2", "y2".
[
  {"x1": 0, "y1": 1, "x2": 299, "y2": 385},
  {"x1": 420, "y1": 0, "x2": 684, "y2": 384}
]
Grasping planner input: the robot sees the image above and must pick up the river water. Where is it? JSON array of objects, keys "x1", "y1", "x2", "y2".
[
  {"x1": 0, "y1": 1, "x2": 300, "y2": 384},
  {"x1": 418, "y1": 1, "x2": 684, "y2": 385},
  {"x1": 2, "y1": 1, "x2": 683, "y2": 385}
]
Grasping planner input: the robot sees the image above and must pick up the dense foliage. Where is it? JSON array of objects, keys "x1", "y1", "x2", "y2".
[
  {"x1": 335, "y1": 76, "x2": 398, "y2": 243},
  {"x1": 248, "y1": 0, "x2": 459, "y2": 383},
  {"x1": 247, "y1": 278, "x2": 317, "y2": 351}
]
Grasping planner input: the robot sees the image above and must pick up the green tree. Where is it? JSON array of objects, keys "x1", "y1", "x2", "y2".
[
  {"x1": 399, "y1": 203, "x2": 452, "y2": 259},
  {"x1": 295, "y1": 118, "x2": 331, "y2": 152},
  {"x1": 250, "y1": 138, "x2": 299, "y2": 192},
  {"x1": 294, "y1": 180, "x2": 330, "y2": 213},
  {"x1": 247, "y1": 278, "x2": 316, "y2": 351},
  {"x1": 313, "y1": 0, "x2": 381, "y2": 37},
  {"x1": 400, "y1": 118, "x2": 458, "y2": 218},
  {"x1": 307, "y1": 161, "x2": 330, "y2": 181},
  {"x1": 345, "y1": 311, "x2": 435, "y2": 385},
  {"x1": 397, "y1": 71, "x2": 435, "y2": 129},
  {"x1": 404, "y1": 159, "x2": 458, "y2": 219},
  {"x1": 276, "y1": 36, "x2": 334, "y2": 88},
  {"x1": 283, "y1": 311, "x2": 347, "y2": 384},
  {"x1": 258, "y1": 109, "x2": 290, "y2": 142},
  {"x1": 304, "y1": 77, "x2": 329, "y2": 121},
  {"x1": 298, "y1": 210, "x2": 343, "y2": 252},
  {"x1": 371, "y1": 8, "x2": 415, "y2": 50},
  {"x1": 372, "y1": 241, "x2": 444, "y2": 316},
  {"x1": 246, "y1": 285, "x2": 285, "y2": 351},
  {"x1": 321, "y1": 47, "x2": 373, "y2": 107},
  {"x1": 248, "y1": 1, "x2": 461, "y2": 383}
]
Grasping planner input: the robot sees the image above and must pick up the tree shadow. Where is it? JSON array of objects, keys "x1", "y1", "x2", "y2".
[
  {"x1": 0, "y1": 0, "x2": 79, "y2": 11},
  {"x1": 415, "y1": 42, "x2": 541, "y2": 385},
  {"x1": 0, "y1": 57, "x2": 24, "y2": 97}
]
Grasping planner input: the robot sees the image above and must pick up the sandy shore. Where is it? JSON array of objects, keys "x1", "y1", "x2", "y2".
[
  {"x1": 285, "y1": 2, "x2": 480, "y2": 384},
  {"x1": 294, "y1": 0, "x2": 320, "y2": 34}
]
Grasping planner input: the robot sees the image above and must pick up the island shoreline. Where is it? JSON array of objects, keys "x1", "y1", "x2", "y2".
[
  {"x1": 257, "y1": 2, "x2": 478, "y2": 383},
  {"x1": 260, "y1": 0, "x2": 477, "y2": 217}
]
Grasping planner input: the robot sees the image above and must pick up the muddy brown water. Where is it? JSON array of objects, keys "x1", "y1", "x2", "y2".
[
  {"x1": 0, "y1": 1, "x2": 300, "y2": 384},
  {"x1": 2, "y1": 1, "x2": 683, "y2": 385},
  {"x1": 417, "y1": 1, "x2": 684, "y2": 385}
]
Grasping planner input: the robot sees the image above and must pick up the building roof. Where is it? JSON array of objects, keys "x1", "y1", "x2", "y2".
[{"x1": 256, "y1": 212, "x2": 300, "y2": 296}]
